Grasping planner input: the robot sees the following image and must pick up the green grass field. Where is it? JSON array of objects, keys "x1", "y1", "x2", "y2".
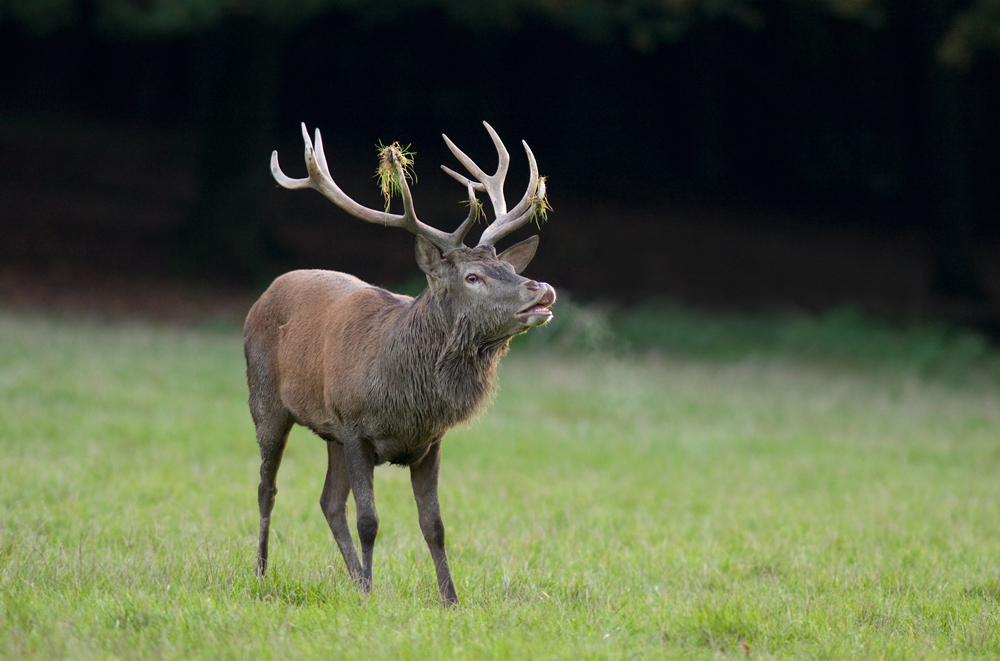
[{"x1": 1, "y1": 308, "x2": 999, "y2": 659}]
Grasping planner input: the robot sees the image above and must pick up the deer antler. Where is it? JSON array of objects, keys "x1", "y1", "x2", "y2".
[
  {"x1": 440, "y1": 122, "x2": 542, "y2": 248},
  {"x1": 271, "y1": 123, "x2": 474, "y2": 252}
]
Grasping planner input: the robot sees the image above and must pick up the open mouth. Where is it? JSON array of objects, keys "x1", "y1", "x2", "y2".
[{"x1": 516, "y1": 286, "x2": 556, "y2": 327}]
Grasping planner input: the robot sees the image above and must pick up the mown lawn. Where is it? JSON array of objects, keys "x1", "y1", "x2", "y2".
[{"x1": 1, "y1": 309, "x2": 998, "y2": 659}]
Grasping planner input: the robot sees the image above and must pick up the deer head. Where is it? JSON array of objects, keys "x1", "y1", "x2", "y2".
[{"x1": 270, "y1": 122, "x2": 556, "y2": 337}]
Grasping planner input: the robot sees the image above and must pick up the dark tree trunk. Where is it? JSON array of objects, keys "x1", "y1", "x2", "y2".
[
  {"x1": 690, "y1": 20, "x2": 727, "y2": 195},
  {"x1": 177, "y1": 15, "x2": 285, "y2": 280},
  {"x1": 918, "y1": 0, "x2": 987, "y2": 302}
]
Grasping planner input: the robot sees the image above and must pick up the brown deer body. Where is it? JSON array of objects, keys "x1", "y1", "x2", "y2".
[{"x1": 245, "y1": 123, "x2": 555, "y2": 605}]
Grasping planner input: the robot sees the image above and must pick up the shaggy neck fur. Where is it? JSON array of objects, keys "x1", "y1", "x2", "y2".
[{"x1": 373, "y1": 290, "x2": 511, "y2": 440}]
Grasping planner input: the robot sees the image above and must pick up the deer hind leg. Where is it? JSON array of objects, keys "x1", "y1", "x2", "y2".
[
  {"x1": 342, "y1": 435, "x2": 378, "y2": 592},
  {"x1": 253, "y1": 410, "x2": 292, "y2": 577},
  {"x1": 246, "y1": 332, "x2": 293, "y2": 577},
  {"x1": 320, "y1": 439, "x2": 362, "y2": 581},
  {"x1": 410, "y1": 439, "x2": 459, "y2": 606}
]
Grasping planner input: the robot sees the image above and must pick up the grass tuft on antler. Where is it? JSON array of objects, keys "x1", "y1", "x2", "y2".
[
  {"x1": 461, "y1": 195, "x2": 485, "y2": 223},
  {"x1": 530, "y1": 175, "x2": 552, "y2": 228},
  {"x1": 375, "y1": 141, "x2": 417, "y2": 212}
]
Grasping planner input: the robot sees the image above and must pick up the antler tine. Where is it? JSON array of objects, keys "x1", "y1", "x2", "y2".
[
  {"x1": 269, "y1": 124, "x2": 313, "y2": 190},
  {"x1": 439, "y1": 123, "x2": 541, "y2": 248},
  {"x1": 441, "y1": 120, "x2": 511, "y2": 218},
  {"x1": 271, "y1": 123, "x2": 467, "y2": 251},
  {"x1": 311, "y1": 127, "x2": 333, "y2": 179},
  {"x1": 451, "y1": 182, "x2": 480, "y2": 246},
  {"x1": 477, "y1": 139, "x2": 540, "y2": 248},
  {"x1": 439, "y1": 165, "x2": 484, "y2": 192}
]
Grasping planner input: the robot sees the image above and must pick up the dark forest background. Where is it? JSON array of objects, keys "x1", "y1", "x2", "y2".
[{"x1": 2, "y1": 0, "x2": 999, "y2": 332}]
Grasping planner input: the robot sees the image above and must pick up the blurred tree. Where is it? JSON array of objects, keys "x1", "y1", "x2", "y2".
[
  {"x1": 91, "y1": 1, "x2": 347, "y2": 278},
  {"x1": 915, "y1": 0, "x2": 985, "y2": 302},
  {"x1": 938, "y1": 0, "x2": 1000, "y2": 69},
  {"x1": 2, "y1": 0, "x2": 997, "y2": 301},
  {"x1": 0, "y1": 0, "x2": 579, "y2": 278},
  {"x1": 3, "y1": 0, "x2": 346, "y2": 277},
  {"x1": 542, "y1": 0, "x2": 997, "y2": 304},
  {"x1": 1, "y1": 0, "x2": 79, "y2": 34}
]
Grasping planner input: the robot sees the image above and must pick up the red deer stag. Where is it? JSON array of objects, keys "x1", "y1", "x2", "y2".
[{"x1": 245, "y1": 122, "x2": 555, "y2": 605}]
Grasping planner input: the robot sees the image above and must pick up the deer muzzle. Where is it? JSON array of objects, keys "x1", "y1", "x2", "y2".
[{"x1": 516, "y1": 282, "x2": 556, "y2": 327}]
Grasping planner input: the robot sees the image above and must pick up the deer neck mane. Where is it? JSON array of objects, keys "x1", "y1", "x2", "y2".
[{"x1": 377, "y1": 290, "x2": 509, "y2": 429}]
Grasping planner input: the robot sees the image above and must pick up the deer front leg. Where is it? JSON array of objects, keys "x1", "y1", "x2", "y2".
[
  {"x1": 410, "y1": 439, "x2": 459, "y2": 606},
  {"x1": 320, "y1": 440, "x2": 362, "y2": 581},
  {"x1": 343, "y1": 435, "x2": 378, "y2": 592}
]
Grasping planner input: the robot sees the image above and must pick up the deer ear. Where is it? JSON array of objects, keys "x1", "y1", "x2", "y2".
[
  {"x1": 497, "y1": 235, "x2": 539, "y2": 274},
  {"x1": 415, "y1": 235, "x2": 446, "y2": 280}
]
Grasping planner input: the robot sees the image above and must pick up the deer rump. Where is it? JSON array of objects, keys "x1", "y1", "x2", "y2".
[{"x1": 246, "y1": 122, "x2": 555, "y2": 606}]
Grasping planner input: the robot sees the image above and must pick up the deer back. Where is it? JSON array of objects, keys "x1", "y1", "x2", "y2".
[{"x1": 245, "y1": 270, "x2": 412, "y2": 439}]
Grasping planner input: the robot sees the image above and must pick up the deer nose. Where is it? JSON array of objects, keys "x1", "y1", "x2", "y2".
[{"x1": 527, "y1": 281, "x2": 556, "y2": 303}]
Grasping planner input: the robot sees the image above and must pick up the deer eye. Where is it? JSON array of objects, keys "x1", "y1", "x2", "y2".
[{"x1": 465, "y1": 274, "x2": 479, "y2": 284}]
